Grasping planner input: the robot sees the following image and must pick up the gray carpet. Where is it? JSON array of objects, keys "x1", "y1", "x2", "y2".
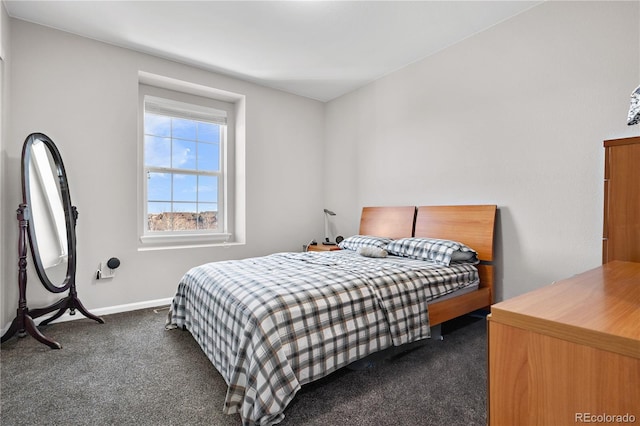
[{"x1": 1, "y1": 307, "x2": 487, "y2": 426}]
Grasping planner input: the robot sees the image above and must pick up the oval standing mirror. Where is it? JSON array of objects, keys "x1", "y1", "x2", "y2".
[
  {"x1": 1, "y1": 133, "x2": 103, "y2": 350},
  {"x1": 24, "y1": 133, "x2": 74, "y2": 292}
]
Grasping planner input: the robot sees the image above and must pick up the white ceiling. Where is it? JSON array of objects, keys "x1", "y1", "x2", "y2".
[{"x1": 4, "y1": 1, "x2": 542, "y2": 102}]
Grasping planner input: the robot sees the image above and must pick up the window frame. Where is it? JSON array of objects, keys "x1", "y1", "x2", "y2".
[{"x1": 138, "y1": 83, "x2": 235, "y2": 248}]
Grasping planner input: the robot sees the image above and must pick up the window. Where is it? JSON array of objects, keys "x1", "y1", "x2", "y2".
[{"x1": 139, "y1": 81, "x2": 239, "y2": 247}]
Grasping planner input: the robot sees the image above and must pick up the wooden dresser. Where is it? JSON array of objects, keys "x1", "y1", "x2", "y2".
[
  {"x1": 603, "y1": 136, "x2": 640, "y2": 263},
  {"x1": 487, "y1": 261, "x2": 640, "y2": 426}
]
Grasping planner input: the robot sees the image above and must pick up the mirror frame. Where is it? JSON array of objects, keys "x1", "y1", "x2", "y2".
[{"x1": 22, "y1": 133, "x2": 76, "y2": 293}]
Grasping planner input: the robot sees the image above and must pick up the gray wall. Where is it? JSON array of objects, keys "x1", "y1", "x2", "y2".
[
  {"x1": 2, "y1": 19, "x2": 325, "y2": 328},
  {"x1": 324, "y1": 1, "x2": 639, "y2": 301},
  {"x1": 1, "y1": 3, "x2": 9, "y2": 330}
]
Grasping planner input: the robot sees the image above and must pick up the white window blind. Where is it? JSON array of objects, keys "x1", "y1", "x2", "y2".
[{"x1": 144, "y1": 96, "x2": 227, "y2": 125}]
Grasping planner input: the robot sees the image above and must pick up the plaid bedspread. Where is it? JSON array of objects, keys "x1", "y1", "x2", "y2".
[{"x1": 167, "y1": 250, "x2": 478, "y2": 426}]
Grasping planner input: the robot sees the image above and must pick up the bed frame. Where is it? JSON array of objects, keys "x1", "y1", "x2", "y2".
[
  {"x1": 167, "y1": 204, "x2": 497, "y2": 424},
  {"x1": 359, "y1": 204, "x2": 497, "y2": 326}
]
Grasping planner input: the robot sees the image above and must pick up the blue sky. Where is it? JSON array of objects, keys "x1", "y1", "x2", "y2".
[{"x1": 144, "y1": 113, "x2": 220, "y2": 215}]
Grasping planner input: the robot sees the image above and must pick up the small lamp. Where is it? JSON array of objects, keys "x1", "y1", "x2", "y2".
[
  {"x1": 628, "y1": 85, "x2": 640, "y2": 126},
  {"x1": 323, "y1": 209, "x2": 336, "y2": 245}
]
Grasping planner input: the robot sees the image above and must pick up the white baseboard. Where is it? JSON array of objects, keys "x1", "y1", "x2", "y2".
[{"x1": 1, "y1": 297, "x2": 173, "y2": 337}]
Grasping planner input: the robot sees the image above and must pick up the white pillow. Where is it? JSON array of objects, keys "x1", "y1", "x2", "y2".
[{"x1": 357, "y1": 246, "x2": 388, "y2": 258}]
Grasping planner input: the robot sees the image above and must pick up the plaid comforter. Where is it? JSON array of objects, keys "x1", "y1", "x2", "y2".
[{"x1": 167, "y1": 250, "x2": 478, "y2": 426}]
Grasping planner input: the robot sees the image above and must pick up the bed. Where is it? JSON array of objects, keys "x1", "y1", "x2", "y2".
[{"x1": 167, "y1": 204, "x2": 497, "y2": 426}]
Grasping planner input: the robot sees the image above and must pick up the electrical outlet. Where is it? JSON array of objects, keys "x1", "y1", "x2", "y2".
[{"x1": 97, "y1": 262, "x2": 116, "y2": 279}]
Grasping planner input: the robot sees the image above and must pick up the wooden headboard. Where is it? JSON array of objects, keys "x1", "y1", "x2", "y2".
[
  {"x1": 359, "y1": 206, "x2": 416, "y2": 239},
  {"x1": 414, "y1": 205, "x2": 497, "y2": 262},
  {"x1": 415, "y1": 204, "x2": 497, "y2": 325}
]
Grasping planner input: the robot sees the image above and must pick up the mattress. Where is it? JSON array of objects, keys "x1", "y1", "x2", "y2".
[{"x1": 167, "y1": 250, "x2": 479, "y2": 426}]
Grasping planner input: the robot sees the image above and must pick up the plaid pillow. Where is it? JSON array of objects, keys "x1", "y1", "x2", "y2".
[
  {"x1": 386, "y1": 237, "x2": 478, "y2": 266},
  {"x1": 338, "y1": 235, "x2": 392, "y2": 252}
]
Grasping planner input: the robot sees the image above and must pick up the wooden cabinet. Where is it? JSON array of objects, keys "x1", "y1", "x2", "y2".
[
  {"x1": 487, "y1": 261, "x2": 640, "y2": 426},
  {"x1": 603, "y1": 137, "x2": 640, "y2": 263}
]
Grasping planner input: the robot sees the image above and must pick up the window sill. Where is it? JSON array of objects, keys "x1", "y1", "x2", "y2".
[{"x1": 138, "y1": 232, "x2": 240, "y2": 251}]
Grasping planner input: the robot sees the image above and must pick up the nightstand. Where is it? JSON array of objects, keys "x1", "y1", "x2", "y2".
[{"x1": 307, "y1": 244, "x2": 340, "y2": 252}]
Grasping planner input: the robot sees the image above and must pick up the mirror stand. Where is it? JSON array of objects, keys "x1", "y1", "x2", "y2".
[
  {"x1": 1, "y1": 204, "x2": 62, "y2": 349},
  {"x1": 1, "y1": 204, "x2": 104, "y2": 350}
]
